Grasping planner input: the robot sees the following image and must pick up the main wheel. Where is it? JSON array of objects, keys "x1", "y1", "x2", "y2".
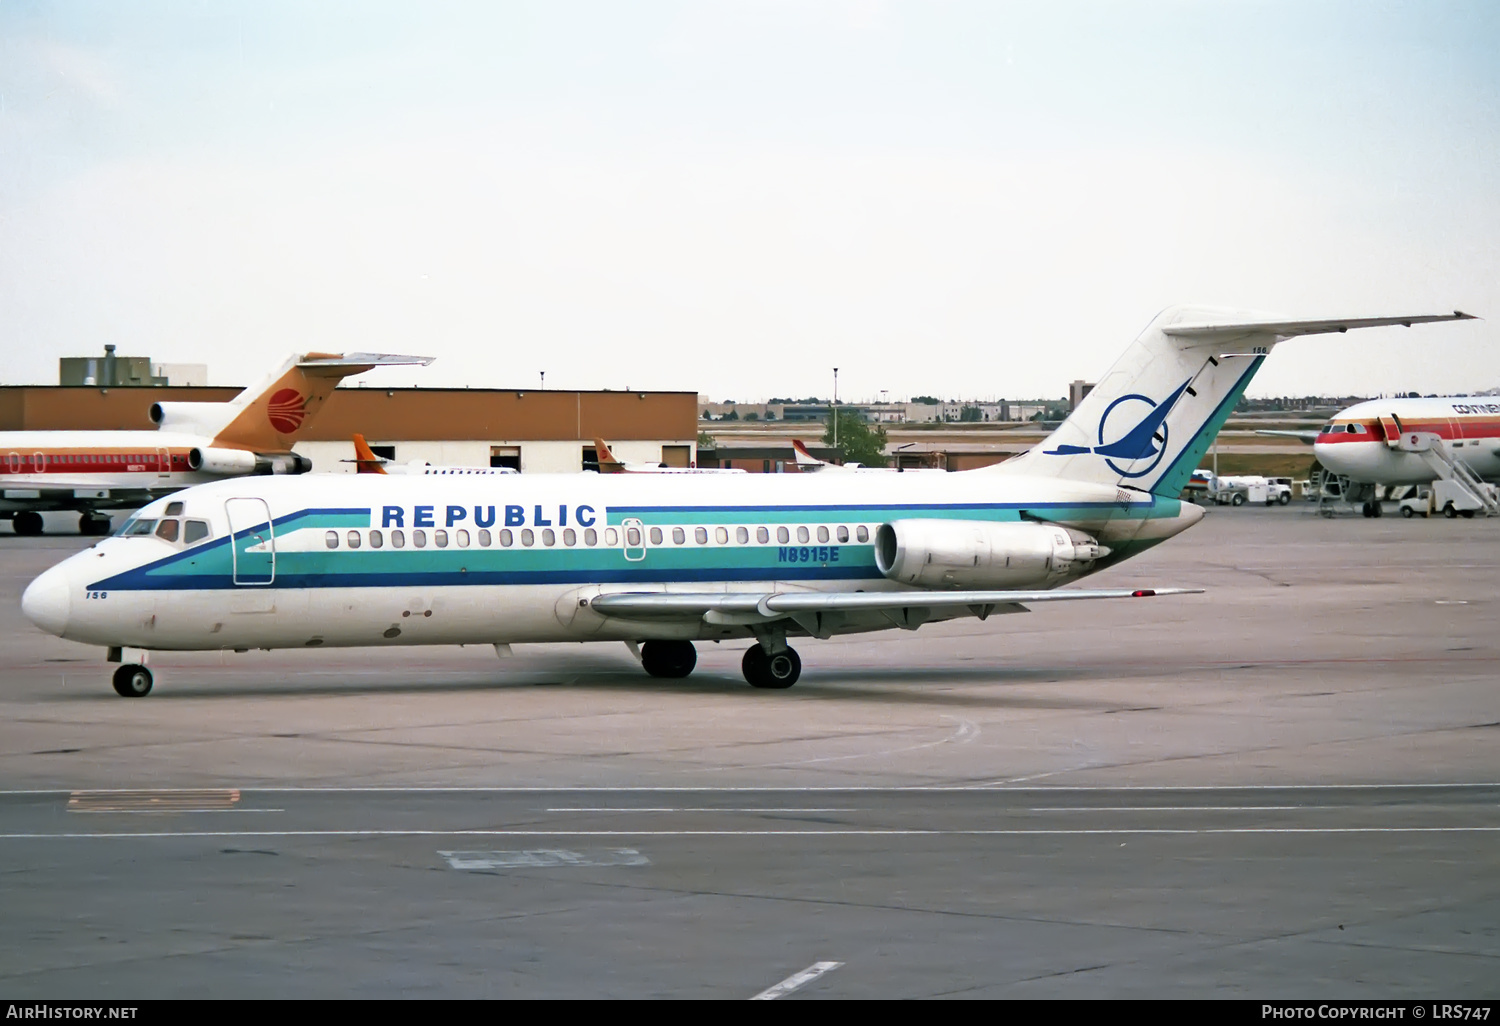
[
  {"x1": 742, "y1": 645, "x2": 801, "y2": 689},
  {"x1": 12, "y1": 511, "x2": 43, "y2": 536},
  {"x1": 79, "y1": 514, "x2": 111, "y2": 536},
  {"x1": 640, "y1": 640, "x2": 697, "y2": 679},
  {"x1": 112, "y1": 664, "x2": 153, "y2": 697}
]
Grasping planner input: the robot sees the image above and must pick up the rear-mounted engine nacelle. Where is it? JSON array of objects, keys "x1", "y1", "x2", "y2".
[
  {"x1": 874, "y1": 519, "x2": 1109, "y2": 589},
  {"x1": 188, "y1": 447, "x2": 312, "y2": 476}
]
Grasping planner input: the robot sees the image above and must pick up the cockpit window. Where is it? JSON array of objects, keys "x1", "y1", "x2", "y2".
[
  {"x1": 155, "y1": 519, "x2": 180, "y2": 542},
  {"x1": 183, "y1": 520, "x2": 211, "y2": 544},
  {"x1": 1319, "y1": 423, "x2": 1338, "y2": 435},
  {"x1": 121, "y1": 518, "x2": 157, "y2": 536},
  {"x1": 165, "y1": 501, "x2": 185, "y2": 516}
]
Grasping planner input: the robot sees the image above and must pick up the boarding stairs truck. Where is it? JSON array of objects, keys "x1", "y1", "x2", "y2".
[{"x1": 1389, "y1": 429, "x2": 1500, "y2": 517}]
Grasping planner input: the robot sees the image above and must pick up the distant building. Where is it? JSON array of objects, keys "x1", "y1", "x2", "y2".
[
  {"x1": 59, "y1": 346, "x2": 207, "y2": 388},
  {"x1": 4, "y1": 384, "x2": 698, "y2": 474},
  {"x1": 1069, "y1": 380, "x2": 1095, "y2": 410}
]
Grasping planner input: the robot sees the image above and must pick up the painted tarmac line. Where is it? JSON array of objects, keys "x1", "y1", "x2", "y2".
[
  {"x1": 3, "y1": 827, "x2": 1500, "y2": 840},
  {"x1": 3, "y1": 783, "x2": 1498, "y2": 795},
  {"x1": 752, "y1": 961, "x2": 843, "y2": 1000},
  {"x1": 546, "y1": 807, "x2": 858, "y2": 813}
]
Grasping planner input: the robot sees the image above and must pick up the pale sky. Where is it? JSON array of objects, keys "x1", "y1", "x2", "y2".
[{"x1": 2, "y1": 1, "x2": 1497, "y2": 402}]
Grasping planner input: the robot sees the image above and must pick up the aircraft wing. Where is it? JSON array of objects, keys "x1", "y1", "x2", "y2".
[
  {"x1": 1163, "y1": 312, "x2": 1475, "y2": 340},
  {"x1": 588, "y1": 586, "x2": 1201, "y2": 633},
  {"x1": 1257, "y1": 429, "x2": 1320, "y2": 444}
]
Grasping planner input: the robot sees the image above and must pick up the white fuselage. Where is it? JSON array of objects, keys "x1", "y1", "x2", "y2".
[
  {"x1": 23, "y1": 470, "x2": 1200, "y2": 653},
  {"x1": 1312, "y1": 397, "x2": 1500, "y2": 485}
]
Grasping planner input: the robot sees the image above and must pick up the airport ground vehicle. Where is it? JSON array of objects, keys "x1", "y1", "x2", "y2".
[
  {"x1": 1210, "y1": 475, "x2": 1292, "y2": 506},
  {"x1": 23, "y1": 307, "x2": 1472, "y2": 695}
]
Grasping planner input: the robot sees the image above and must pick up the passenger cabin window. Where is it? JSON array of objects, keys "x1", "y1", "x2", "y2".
[
  {"x1": 757, "y1": 527, "x2": 769, "y2": 544},
  {"x1": 816, "y1": 526, "x2": 829, "y2": 543},
  {"x1": 155, "y1": 519, "x2": 180, "y2": 542},
  {"x1": 563, "y1": 528, "x2": 576, "y2": 546},
  {"x1": 346, "y1": 530, "x2": 362, "y2": 549},
  {"x1": 604, "y1": 528, "x2": 618, "y2": 546},
  {"x1": 796, "y1": 526, "x2": 810, "y2": 543},
  {"x1": 736, "y1": 527, "x2": 748, "y2": 544},
  {"x1": 672, "y1": 527, "x2": 686, "y2": 544},
  {"x1": 584, "y1": 528, "x2": 597, "y2": 546},
  {"x1": 325, "y1": 530, "x2": 339, "y2": 549},
  {"x1": 369, "y1": 530, "x2": 384, "y2": 548},
  {"x1": 183, "y1": 520, "x2": 210, "y2": 544},
  {"x1": 541, "y1": 529, "x2": 555, "y2": 546},
  {"x1": 695, "y1": 527, "x2": 708, "y2": 544},
  {"x1": 649, "y1": 527, "x2": 663, "y2": 545},
  {"x1": 390, "y1": 530, "x2": 405, "y2": 548},
  {"x1": 455, "y1": 529, "x2": 469, "y2": 547},
  {"x1": 434, "y1": 530, "x2": 448, "y2": 548},
  {"x1": 521, "y1": 529, "x2": 534, "y2": 546},
  {"x1": 716, "y1": 527, "x2": 729, "y2": 544},
  {"x1": 776, "y1": 527, "x2": 789, "y2": 544},
  {"x1": 412, "y1": 530, "x2": 427, "y2": 548},
  {"x1": 856, "y1": 526, "x2": 869, "y2": 542},
  {"x1": 478, "y1": 529, "x2": 492, "y2": 547},
  {"x1": 836, "y1": 525, "x2": 849, "y2": 543}
]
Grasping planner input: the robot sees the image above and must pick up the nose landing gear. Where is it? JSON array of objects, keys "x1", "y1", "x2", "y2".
[{"x1": 111, "y1": 664, "x2": 153, "y2": 697}]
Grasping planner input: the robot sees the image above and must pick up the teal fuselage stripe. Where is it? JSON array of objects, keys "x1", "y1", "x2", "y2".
[{"x1": 89, "y1": 497, "x2": 1183, "y2": 593}]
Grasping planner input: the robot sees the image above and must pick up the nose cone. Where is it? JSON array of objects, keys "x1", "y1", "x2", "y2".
[{"x1": 22, "y1": 564, "x2": 71, "y2": 637}]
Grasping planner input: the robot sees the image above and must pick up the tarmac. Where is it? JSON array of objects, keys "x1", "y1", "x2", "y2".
[{"x1": 2, "y1": 502, "x2": 1497, "y2": 998}]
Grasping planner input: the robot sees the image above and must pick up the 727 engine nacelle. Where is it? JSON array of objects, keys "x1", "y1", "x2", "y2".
[
  {"x1": 188, "y1": 447, "x2": 313, "y2": 476},
  {"x1": 874, "y1": 519, "x2": 1109, "y2": 589}
]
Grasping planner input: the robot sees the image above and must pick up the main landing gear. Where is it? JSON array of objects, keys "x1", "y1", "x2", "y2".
[
  {"x1": 634, "y1": 639, "x2": 805, "y2": 688},
  {"x1": 640, "y1": 640, "x2": 697, "y2": 679},
  {"x1": 11, "y1": 511, "x2": 44, "y2": 536},
  {"x1": 112, "y1": 664, "x2": 153, "y2": 698},
  {"x1": 742, "y1": 644, "x2": 802, "y2": 689},
  {"x1": 79, "y1": 514, "x2": 111, "y2": 536}
]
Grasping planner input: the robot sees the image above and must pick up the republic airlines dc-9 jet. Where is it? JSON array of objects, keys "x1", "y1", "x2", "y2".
[{"x1": 23, "y1": 307, "x2": 1472, "y2": 696}]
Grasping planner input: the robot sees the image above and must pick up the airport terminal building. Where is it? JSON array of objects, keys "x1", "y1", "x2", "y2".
[{"x1": 0, "y1": 384, "x2": 701, "y2": 474}]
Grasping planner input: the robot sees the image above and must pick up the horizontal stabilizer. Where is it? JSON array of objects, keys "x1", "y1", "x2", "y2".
[
  {"x1": 296, "y1": 352, "x2": 435, "y2": 369},
  {"x1": 1163, "y1": 312, "x2": 1475, "y2": 340},
  {"x1": 1257, "y1": 429, "x2": 1320, "y2": 445},
  {"x1": 589, "y1": 586, "x2": 1201, "y2": 621}
]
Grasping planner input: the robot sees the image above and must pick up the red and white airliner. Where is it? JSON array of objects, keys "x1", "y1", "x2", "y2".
[
  {"x1": 1266, "y1": 385, "x2": 1500, "y2": 516},
  {"x1": 1, "y1": 352, "x2": 429, "y2": 536}
]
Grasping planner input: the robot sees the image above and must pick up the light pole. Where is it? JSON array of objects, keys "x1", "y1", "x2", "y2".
[{"x1": 832, "y1": 368, "x2": 839, "y2": 451}]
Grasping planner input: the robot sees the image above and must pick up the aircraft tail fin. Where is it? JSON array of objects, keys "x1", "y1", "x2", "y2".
[
  {"x1": 351, "y1": 433, "x2": 389, "y2": 474},
  {"x1": 991, "y1": 307, "x2": 1474, "y2": 497},
  {"x1": 149, "y1": 352, "x2": 433, "y2": 452},
  {"x1": 593, "y1": 438, "x2": 627, "y2": 473},
  {"x1": 791, "y1": 439, "x2": 827, "y2": 469}
]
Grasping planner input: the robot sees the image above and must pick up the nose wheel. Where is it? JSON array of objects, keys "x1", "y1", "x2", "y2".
[
  {"x1": 742, "y1": 645, "x2": 801, "y2": 689},
  {"x1": 112, "y1": 664, "x2": 153, "y2": 697}
]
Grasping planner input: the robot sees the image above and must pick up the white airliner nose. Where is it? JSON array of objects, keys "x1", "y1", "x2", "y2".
[{"x1": 22, "y1": 564, "x2": 72, "y2": 637}]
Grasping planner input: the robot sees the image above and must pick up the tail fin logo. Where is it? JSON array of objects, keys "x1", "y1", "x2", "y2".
[
  {"x1": 267, "y1": 388, "x2": 308, "y2": 434},
  {"x1": 1044, "y1": 379, "x2": 1192, "y2": 478}
]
